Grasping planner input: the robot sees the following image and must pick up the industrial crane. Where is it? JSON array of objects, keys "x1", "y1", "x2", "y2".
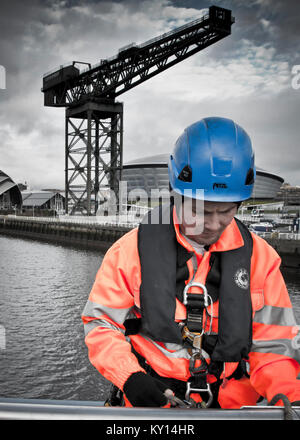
[{"x1": 42, "y1": 5, "x2": 234, "y2": 215}]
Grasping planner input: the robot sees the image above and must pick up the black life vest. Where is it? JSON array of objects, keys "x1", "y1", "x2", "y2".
[{"x1": 132, "y1": 203, "x2": 253, "y2": 363}]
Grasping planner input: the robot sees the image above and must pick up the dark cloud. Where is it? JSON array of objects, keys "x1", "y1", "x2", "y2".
[
  {"x1": 0, "y1": 0, "x2": 299, "y2": 188},
  {"x1": 170, "y1": 0, "x2": 300, "y2": 60}
]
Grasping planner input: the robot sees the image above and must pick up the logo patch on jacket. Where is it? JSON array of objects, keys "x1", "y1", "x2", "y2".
[{"x1": 234, "y1": 268, "x2": 250, "y2": 290}]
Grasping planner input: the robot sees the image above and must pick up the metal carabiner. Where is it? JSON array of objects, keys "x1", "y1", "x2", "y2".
[
  {"x1": 189, "y1": 350, "x2": 207, "y2": 372},
  {"x1": 186, "y1": 351, "x2": 213, "y2": 408},
  {"x1": 183, "y1": 281, "x2": 208, "y2": 306},
  {"x1": 183, "y1": 281, "x2": 214, "y2": 335},
  {"x1": 185, "y1": 381, "x2": 213, "y2": 408}
]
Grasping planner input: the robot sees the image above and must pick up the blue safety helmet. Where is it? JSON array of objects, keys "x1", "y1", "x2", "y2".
[{"x1": 168, "y1": 117, "x2": 256, "y2": 202}]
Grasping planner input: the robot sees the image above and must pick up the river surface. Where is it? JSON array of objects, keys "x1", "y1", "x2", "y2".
[{"x1": 0, "y1": 235, "x2": 299, "y2": 402}]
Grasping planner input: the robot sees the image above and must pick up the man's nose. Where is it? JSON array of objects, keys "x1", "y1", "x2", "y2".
[{"x1": 204, "y1": 213, "x2": 221, "y2": 231}]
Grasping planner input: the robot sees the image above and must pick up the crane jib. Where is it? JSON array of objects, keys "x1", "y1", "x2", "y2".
[
  {"x1": 40, "y1": 5, "x2": 235, "y2": 216},
  {"x1": 41, "y1": 6, "x2": 234, "y2": 107}
]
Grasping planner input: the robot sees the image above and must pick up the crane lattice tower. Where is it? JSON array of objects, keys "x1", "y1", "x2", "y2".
[{"x1": 42, "y1": 5, "x2": 234, "y2": 215}]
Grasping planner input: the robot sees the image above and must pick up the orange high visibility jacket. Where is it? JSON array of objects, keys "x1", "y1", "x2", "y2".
[{"x1": 82, "y1": 212, "x2": 300, "y2": 408}]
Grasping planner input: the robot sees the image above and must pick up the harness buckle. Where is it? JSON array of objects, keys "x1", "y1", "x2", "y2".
[
  {"x1": 183, "y1": 281, "x2": 213, "y2": 335},
  {"x1": 185, "y1": 381, "x2": 213, "y2": 408},
  {"x1": 182, "y1": 281, "x2": 214, "y2": 408},
  {"x1": 189, "y1": 350, "x2": 208, "y2": 375},
  {"x1": 183, "y1": 282, "x2": 209, "y2": 307},
  {"x1": 182, "y1": 326, "x2": 203, "y2": 347},
  {"x1": 185, "y1": 351, "x2": 213, "y2": 407}
]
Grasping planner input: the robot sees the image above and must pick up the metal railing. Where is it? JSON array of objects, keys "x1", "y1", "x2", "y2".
[
  {"x1": 3, "y1": 215, "x2": 139, "y2": 229},
  {"x1": 236, "y1": 214, "x2": 294, "y2": 225},
  {"x1": 278, "y1": 232, "x2": 300, "y2": 241},
  {"x1": 80, "y1": 11, "x2": 210, "y2": 75},
  {"x1": 2, "y1": 204, "x2": 152, "y2": 228},
  {"x1": 139, "y1": 13, "x2": 209, "y2": 49},
  {"x1": 43, "y1": 61, "x2": 74, "y2": 78},
  {"x1": 2, "y1": 211, "x2": 300, "y2": 239},
  {"x1": 0, "y1": 397, "x2": 298, "y2": 420}
]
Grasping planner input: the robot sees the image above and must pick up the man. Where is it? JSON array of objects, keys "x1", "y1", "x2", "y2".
[{"x1": 82, "y1": 117, "x2": 300, "y2": 408}]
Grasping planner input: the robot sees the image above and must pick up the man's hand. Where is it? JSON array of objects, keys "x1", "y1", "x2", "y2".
[{"x1": 123, "y1": 372, "x2": 169, "y2": 407}]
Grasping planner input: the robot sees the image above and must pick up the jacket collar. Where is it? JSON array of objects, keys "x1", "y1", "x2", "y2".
[{"x1": 172, "y1": 206, "x2": 244, "y2": 253}]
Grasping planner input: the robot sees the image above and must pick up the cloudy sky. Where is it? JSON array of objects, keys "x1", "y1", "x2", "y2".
[{"x1": 0, "y1": 0, "x2": 299, "y2": 190}]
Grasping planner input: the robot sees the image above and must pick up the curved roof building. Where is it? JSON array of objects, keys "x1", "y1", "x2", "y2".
[
  {"x1": 122, "y1": 154, "x2": 284, "y2": 200},
  {"x1": 0, "y1": 170, "x2": 22, "y2": 208}
]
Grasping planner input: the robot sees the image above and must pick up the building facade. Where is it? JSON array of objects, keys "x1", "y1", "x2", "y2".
[
  {"x1": 0, "y1": 171, "x2": 22, "y2": 212},
  {"x1": 122, "y1": 154, "x2": 284, "y2": 202}
]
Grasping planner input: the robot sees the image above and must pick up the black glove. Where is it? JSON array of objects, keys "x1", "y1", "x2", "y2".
[{"x1": 123, "y1": 372, "x2": 169, "y2": 407}]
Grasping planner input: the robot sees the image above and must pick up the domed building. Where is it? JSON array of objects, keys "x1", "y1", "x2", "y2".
[
  {"x1": 122, "y1": 153, "x2": 284, "y2": 201},
  {"x1": 0, "y1": 170, "x2": 22, "y2": 211}
]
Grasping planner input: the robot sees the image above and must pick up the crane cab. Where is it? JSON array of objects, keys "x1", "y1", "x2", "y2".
[
  {"x1": 209, "y1": 6, "x2": 234, "y2": 33},
  {"x1": 42, "y1": 64, "x2": 80, "y2": 106}
]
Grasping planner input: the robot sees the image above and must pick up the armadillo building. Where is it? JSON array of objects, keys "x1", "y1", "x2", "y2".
[
  {"x1": 0, "y1": 170, "x2": 22, "y2": 211},
  {"x1": 122, "y1": 154, "x2": 284, "y2": 201}
]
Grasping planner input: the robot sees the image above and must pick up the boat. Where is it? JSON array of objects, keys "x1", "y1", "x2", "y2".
[{"x1": 248, "y1": 222, "x2": 274, "y2": 235}]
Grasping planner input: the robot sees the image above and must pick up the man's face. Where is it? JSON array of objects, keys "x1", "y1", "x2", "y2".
[{"x1": 178, "y1": 198, "x2": 238, "y2": 246}]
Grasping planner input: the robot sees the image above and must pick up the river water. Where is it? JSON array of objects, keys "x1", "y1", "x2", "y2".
[{"x1": 0, "y1": 235, "x2": 299, "y2": 402}]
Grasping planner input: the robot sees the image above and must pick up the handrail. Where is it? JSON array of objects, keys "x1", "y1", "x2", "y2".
[
  {"x1": 139, "y1": 13, "x2": 209, "y2": 49},
  {"x1": 2, "y1": 215, "x2": 300, "y2": 239},
  {"x1": 0, "y1": 398, "x2": 298, "y2": 420},
  {"x1": 78, "y1": 12, "x2": 211, "y2": 76}
]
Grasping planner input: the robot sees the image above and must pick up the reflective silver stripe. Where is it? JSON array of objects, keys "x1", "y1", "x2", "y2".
[
  {"x1": 84, "y1": 318, "x2": 125, "y2": 336},
  {"x1": 142, "y1": 335, "x2": 210, "y2": 360},
  {"x1": 254, "y1": 305, "x2": 297, "y2": 327},
  {"x1": 82, "y1": 299, "x2": 132, "y2": 325},
  {"x1": 251, "y1": 337, "x2": 300, "y2": 362},
  {"x1": 164, "y1": 342, "x2": 187, "y2": 351}
]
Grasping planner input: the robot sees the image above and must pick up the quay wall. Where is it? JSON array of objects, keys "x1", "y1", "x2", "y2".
[
  {"x1": 0, "y1": 217, "x2": 300, "y2": 268},
  {"x1": 265, "y1": 236, "x2": 300, "y2": 268},
  {"x1": 0, "y1": 217, "x2": 131, "y2": 253}
]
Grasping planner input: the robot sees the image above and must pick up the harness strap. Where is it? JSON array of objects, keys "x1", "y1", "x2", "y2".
[
  {"x1": 182, "y1": 280, "x2": 214, "y2": 405},
  {"x1": 106, "y1": 343, "x2": 250, "y2": 408},
  {"x1": 184, "y1": 293, "x2": 205, "y2": 333},
  {"x1": 124, "y1": 318, "x2": 142, "y2": 335}
]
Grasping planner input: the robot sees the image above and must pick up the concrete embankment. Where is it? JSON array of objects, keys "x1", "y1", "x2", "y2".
[
  {"x1": 265, "y1": 236, "x2": 300, "y2": 269},
  {"x1": 0, "y1": 217, "x2": 131, "y2": 252},
  {"x1": 0, "y1": 217, "x2": 300, "y2": 268}
]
